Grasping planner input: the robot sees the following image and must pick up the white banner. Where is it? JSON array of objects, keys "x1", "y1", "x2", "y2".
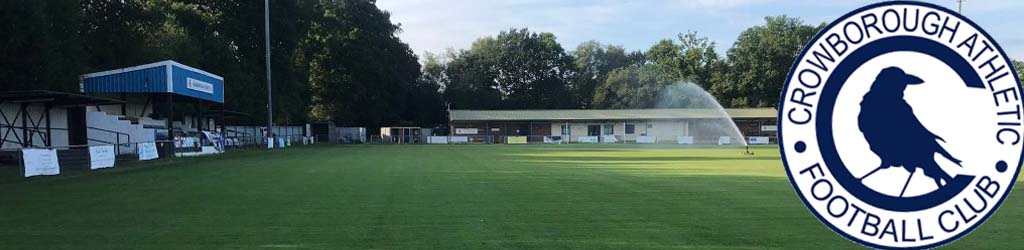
[
  {"x1": 543, "y1": 136, "x2": 563, "y2": 144},
  {"x1": 89, "y1": 145, "x2": 116, "y2": 170},
  {"x1": 636, "y1": 136, "x2": 657, "y2": 144},
  {"x1": 202, "y1": 131, "x2": 225, "y2": 152},
  {"x1": 267, "y1": 138, "x2": 274, "y2": 148},
  {"x1": 427, "y1": 136, "x2": 449, "y2": 144},
  {"x1": 138, "y1": 142, "x2": 159, "y2": 161},
  {"x1": 676, "y1": 136, "x2": 694, "y2": 145},
  {"x1": 278, "y1": 138, "x2": 286, "y2": 148},
  {"x1": 449, "y1": 136, "x2": 469, "y2": 144},
  {"x1": 578, "y1": 136, "x2": 599, "y2": 143},
  {"x1": 718, "y1": 136, "x2": 732, "y2": 145},
  {"x1": 23, "y1": 149, "x2": 60, "y2": 177},
  {"x1": 749, "y1": 136, "x2": 770, "y2": 145},
  {"x1": 601, "y1": 135, "x2": 618, "y2": 143}
]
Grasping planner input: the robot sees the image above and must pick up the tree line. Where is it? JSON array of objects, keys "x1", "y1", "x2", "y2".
[
  {"x1": 1, "y1": 0, "x2": 439, "y2": 129},
  {"x1": 427, "y1": 16, "x2": 825, "y2": 111},
  {"x1": 2, "y1": 1, "x2": 1021, "y2": 130}
]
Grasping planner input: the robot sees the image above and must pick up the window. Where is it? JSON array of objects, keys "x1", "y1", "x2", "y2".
[
  {"x1": 625, "y1": 124, "x2": 635, "y2": 134},
  {"x1": 561, "y1": 125, "x2": 571, "y2": 136},
  {"x1": 603, "y1": 124, "x2": 614, "y2": 135},
  {"x1": 647, "y1": 124, "x2": 653, "y2": 129}
]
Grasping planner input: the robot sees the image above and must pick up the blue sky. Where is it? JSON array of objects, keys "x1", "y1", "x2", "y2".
[{"x1": 376, "y1": 0, "x2": 1024, "y2": 60}]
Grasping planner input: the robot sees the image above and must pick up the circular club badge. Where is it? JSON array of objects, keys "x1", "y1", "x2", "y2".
[{"x1": 779, "y1": 1, "x2": 1023, "y2": 249}]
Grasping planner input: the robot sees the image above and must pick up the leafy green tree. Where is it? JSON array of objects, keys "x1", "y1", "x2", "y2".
[
  {"x1": 592, "y1": 64, "x2": 673, "y2": 109},
  {"x1": 443, "y1": 28, "x2": 577, "y2": 110},
  {"x1": 0, "y1": 1, "x2": 85, "y2": 91},
  {"x1": 305, "y1": 0, "x2": 433, "y2": 128},
  {"x1": 645, "y1": 39, "x2": 684, "y2": 79},
  {"x1": 643, "y1": 32, "x2": 721, "y2": 87},
  {"x1": 443, "y1": 39, "x2": 503, "y2": 109},
  {"x1": 718, "y1": 16, "x2": 824, "y2": 107},
  {"x1": 675, "y1": 32, "x2": 722, "y2": 88},
  {"x1": 81, "y1": 0, "x2": 162, "y2": 70},
  {"x1": 1013, "y1": 60, "x2": 1023, "y2": 81},
  {"x1": 2, "y1": 0, "x2": 438, "y2": 129},
  {"x1": 571, "y1": 41, "x2": 644, "y2": 108}
]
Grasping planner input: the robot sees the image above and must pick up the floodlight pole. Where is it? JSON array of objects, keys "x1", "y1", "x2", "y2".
[{"x1": 264, "y1": 0, "x2": 274, "y2": 148}]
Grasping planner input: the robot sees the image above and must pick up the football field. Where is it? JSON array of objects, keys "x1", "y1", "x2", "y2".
[{"x1": 0, "y1": 145, "x2": 1021, "y2": 249}]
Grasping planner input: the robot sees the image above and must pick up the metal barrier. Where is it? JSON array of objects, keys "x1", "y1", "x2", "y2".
[
  {"x1": 86, "y1": 126, "x2": 131, "y2": 155},
  {"x1": 390, "y1": 134, "x2": 778, "y2": 145}
]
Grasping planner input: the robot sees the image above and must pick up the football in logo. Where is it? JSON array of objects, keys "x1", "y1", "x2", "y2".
[{"x1": 778, "y1": 1, "x2": 1022, "y2": 249}]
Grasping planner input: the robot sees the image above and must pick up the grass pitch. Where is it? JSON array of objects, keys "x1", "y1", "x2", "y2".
[{"x1": 0, "y1": 145, "x2": 1021, "y2": 249}]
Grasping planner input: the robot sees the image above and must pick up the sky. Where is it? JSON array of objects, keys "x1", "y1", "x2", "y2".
[{"x1": 376, "y1": 0, "x2": 1024, "y2": 60}]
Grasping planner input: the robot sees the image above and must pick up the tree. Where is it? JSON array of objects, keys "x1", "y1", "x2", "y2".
[
  {"x1": 592, "y1": 64, "x2": 673, "y2": 109},
  {"x1": 305, "y1": 0, "x2": 434, "y2": 129},
  {"x1": 643, "y1": 32, "x2": 721, "y2": 88},
  {"x1": 645, "y1": 39, "x2": 684, "y2": 79},
  {"x1": 443, "y1": 28, "x2": 577, "y2": 110},
  {"x1": 0, "y1": 1, "x2": 85, "y2": 92},
  {"x1": 571, "y1": 41, "x2": 644, "y2": 108},
  {"x1": 718, "y1": 16, "x2": 824, "y2": 107},
  {"x1": 407, "y1": 53, "x2": 447, "y2": 126},
  {"x1": 444, "y1": 40, "x2": 503, "y2": 109},
  {"x1": 80, "y1": 0, "x2": 163, "y2": 71},
  {"x1": 1013, "y1": 60, "x2": 1023, "y2": 81}
]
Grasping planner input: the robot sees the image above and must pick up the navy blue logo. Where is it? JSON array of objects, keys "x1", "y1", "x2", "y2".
[{"x1": 779, "y1": 1, "x2": 1022, "y2": 249}]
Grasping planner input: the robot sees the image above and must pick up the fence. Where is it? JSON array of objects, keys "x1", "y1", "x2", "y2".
[
  {"x1": 396, "y1": 135, "x2": 777, "y2": 145},
  {"x1": 223, "y1": 125, "x2": 307, "y2": 148}
]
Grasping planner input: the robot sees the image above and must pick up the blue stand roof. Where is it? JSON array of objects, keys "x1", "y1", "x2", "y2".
[{"x1": 81, "y1": 60, "x2": 224, "y2": 103}]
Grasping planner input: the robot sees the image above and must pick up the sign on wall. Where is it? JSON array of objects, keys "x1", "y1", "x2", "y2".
[
  {"x1": 578, "y1": 136, "x2": 599, "y2": 143},
  {"x1": 455, "y1": 128, "x2": 479, "y2": 135},
  {"x1": 718, "y1": 136, "x2": 732, "y2": 145},
  {"x1": 507, "y1": 136, "x2": 527, "y2": 144},
  {"x1": 761, "y1": 125, "x2": 778, "y2": 132},
  {"x1": 186, "y1": 78, "x2": 215, "y2": 94},
  {"x1": 449, "y1": 136, "x2": 469, "y2": 144},
  {"x1": 676, "y1": 136, "x2": 694, "y2": 145},
  {"x1": 636, "y1": 136, "x2": 657, "y2": 144},
  {"x1": 22, "y1": 149, "x2": 60, "y2": 177},
  {"x1": 138, "y1": 142, "x2": 159, "y2": 161},
  {"x1": 89, "y1": 145, "x2": 116, "y2": 170},
  {"x1": 749, "y1": 136, "x2": 770, "y2": 145},
  {"x1": 428, "y1": 136, "x2": 449, "y2": 144}
]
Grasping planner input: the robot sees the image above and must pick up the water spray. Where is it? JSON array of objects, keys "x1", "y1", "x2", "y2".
[{"x1": 655, "y1": 82, "x2": 752, "y2": 154}]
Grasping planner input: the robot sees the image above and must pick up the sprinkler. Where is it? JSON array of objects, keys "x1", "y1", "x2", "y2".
[{"x1": 743, "y1": 145, "x2": 754, "y2": 156}]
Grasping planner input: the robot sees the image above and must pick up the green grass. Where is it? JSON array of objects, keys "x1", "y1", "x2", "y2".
[{"x1": 0, "y1": 144, "x2": 1021, "y2": 249}]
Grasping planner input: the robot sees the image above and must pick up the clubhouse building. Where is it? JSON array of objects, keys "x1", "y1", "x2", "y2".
[{"x1": 447, "y1": 108, "x2": 777, "y2": 144}]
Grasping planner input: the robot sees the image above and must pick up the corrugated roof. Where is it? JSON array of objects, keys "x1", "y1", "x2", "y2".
[{"x1": 449, "y1": 108, "x2": 777, "y2": 121}]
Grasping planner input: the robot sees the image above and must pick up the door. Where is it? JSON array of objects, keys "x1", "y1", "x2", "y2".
[{"x1": 587, "y1": 125, "x2": 601, "y2": 136}]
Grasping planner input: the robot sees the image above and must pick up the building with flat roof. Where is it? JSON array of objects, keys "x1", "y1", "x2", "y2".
[{"x1": 447, "y1": 108, "x2": 777, "y2": 144}]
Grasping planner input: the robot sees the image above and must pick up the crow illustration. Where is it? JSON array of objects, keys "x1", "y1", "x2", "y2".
[{"x1": 857, "y1": 67, "x2": 962, "y2": 196}]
